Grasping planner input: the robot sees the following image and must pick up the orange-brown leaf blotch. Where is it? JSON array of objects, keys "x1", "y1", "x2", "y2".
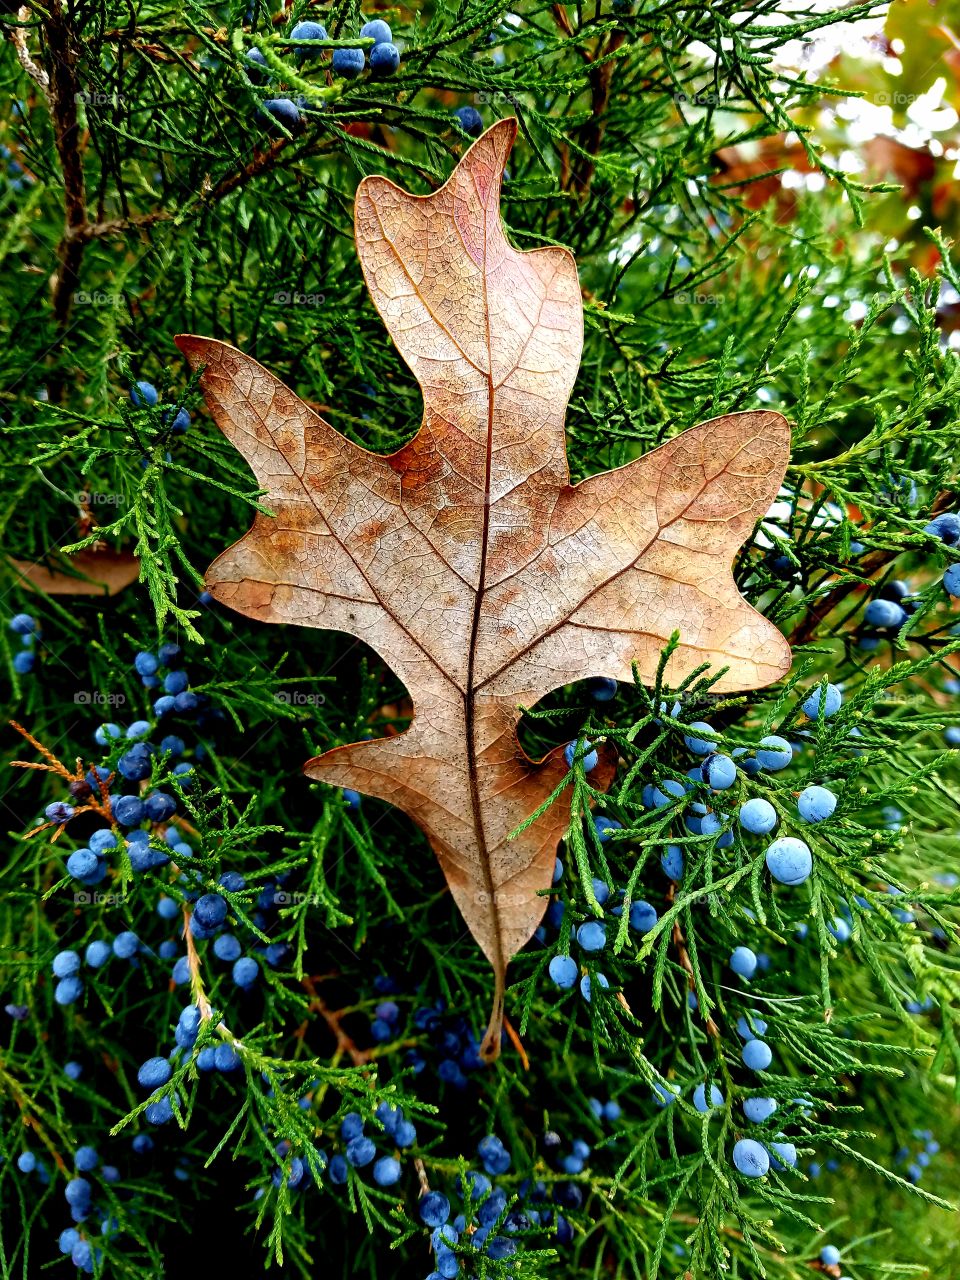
[{"x1": 176, "y1": 118, "x2": 791, "y2": 1062}]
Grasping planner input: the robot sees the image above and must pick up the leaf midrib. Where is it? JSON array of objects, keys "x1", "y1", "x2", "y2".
[{"x1": 462, "y1": 160, "x2": 507, "y2": 982}]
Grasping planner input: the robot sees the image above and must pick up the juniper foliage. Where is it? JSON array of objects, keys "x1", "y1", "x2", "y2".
[{"x1": 1, "y1": 1, "x2": 959, "y2": 1277}]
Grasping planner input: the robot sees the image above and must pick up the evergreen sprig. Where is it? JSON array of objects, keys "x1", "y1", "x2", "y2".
[{"x1": 1, "y1": 1, "x2": 959, "y2": 1277}]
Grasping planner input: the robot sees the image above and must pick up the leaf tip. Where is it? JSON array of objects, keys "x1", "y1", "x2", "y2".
[{"x1": 174, "y1": 334, "x2": 218, "y2": 382}]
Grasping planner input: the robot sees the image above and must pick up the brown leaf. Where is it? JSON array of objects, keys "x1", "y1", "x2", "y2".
[
  {"x1": 712, "y1": 135, "x2": 815, "y2": 223},
  {"x1": 9, "y1": 546, "x2": 140, "y2": 596},
  {"x1": 863, "y1": 135, "x2": 935, "y2": 199},
  {"x1": 177, "y1": 119, "x2": 791, "y2": 1060}
]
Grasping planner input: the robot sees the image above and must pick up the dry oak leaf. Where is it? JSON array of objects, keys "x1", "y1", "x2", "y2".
[
  {"x1": 9, "y1": 547, "x2": 140, "y2": 597},
  {"x1": 176, "y1": 118, "x2": 791, "y2": 1061}
]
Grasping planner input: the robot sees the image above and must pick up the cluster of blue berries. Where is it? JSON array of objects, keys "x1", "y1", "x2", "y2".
[
  {"x1": 312, "y1": 16, "x2": 400, "y2": 79},
  {"x1": 162, "y1": 863, "x2": 295, "y2": 1000},
  {"x1": 349, "y1": 17, "x2": 401, "y2": 77},
  {"x1": 861, "y1": 579, "x2": 919, "y2": 634},
  {"x1": 247, "y1": 16, "x2": 401, "y2": 132},
  {"x1": 9, "y1": 611, "x2": 39, "y2": 675},
  {"x1": 129, "y1": 380, "x2": 190, "y2": 433},
  {"x1": 731, "y1": 1130, "x2": 794, "y2": 1180},
  {"x1": 853, "y1": 529, "x2": 960, "y2": 655},
  {"x1": 16, "y1": 1139, "x2": 128, "y2": 1272},
  {"x1": 648, "y1": 1008, "x2": 803, "y2": 1180},
  {"x1": 734, "y1": 1007, "x2": 775, "y2": 1073},
  {"x1": 31, "y1": 646, "x2": 290, "y2": 1040},
  {"x1": 587, "y1": 1094, "x2": 623, "y2": 1124},
  {"x1": 545, "y1": 690, "x2": 851, "y2": 999},
  {"x1": 251, "y1": 1099, "x2": 420, "y2": 1200},
  {"x1": 895, "y1": 1128, "x2": 941, "y2": 1183},
  {"x1": 49, "y1": 939, "x2": 133, "y2": 1006},
  {"x1": 537, "y1": 1127, "x2": 608, "y2": 1243},
  {"x1": 368, "y1": 981, "x2": 487, "y2": 1085},
  {"x1": 731, "y1": 1027, "x2": 810, "y2": 1178},
  {"x1": 543, "y1": 812, "x2": 653, "y2": 979},
  {"x1": 134, "y1": 1003, "x2": 247, "y2": 1128},
  {"x1": 414, "y1": 1131, "x2": 588, "y2": 1274},
  {"x1": 325, "y1": 1105, "x2": 416, "y2": 1187},
  {"x1": 132, "y1": 643, "x2": 203, "y2": 716},
  {"x1": 637, "y1": 720, "x2": 807, "y2": 870},
  {"x1": 563, "y1": 736, "x2": 599, "y2": 772},
  {"x1": 792, "y1": 876, "x2": 933, "y2": 953},
  {"x1": 925, "y1": 509, "x2": 960, "y2": 600},
  {"x1": 49, "y1": 647, "x2": 207, "y2": 895}
]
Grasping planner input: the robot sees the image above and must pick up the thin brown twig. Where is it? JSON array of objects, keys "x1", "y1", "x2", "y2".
[
  {"x1": 43, "y1": 0, "x2": 87, "y2": 333},
  {"x1": 787, "y1": 490, "x2": 954, "y2": 647},
  {"x1": 183, "y1": 907, "x2": 215, "y2": 1021},
  {"x1": 413, "y1": 1155, "x2": 430, "y2": 1196},
  {"x1": 202, "y1": 137, "x2": 292, "y2": 201},
  {"x1": 8, "y1": 721, "x2": 115, "y2": 828},
  {"x1": 502, "y1": 1013, "x2": 529, "y2": 1070},
  {"x1": 8, "y1": 720, "x2": 72, "y2": 775},
  {"x1": 300, "y1": 975, "x2": 371, "y2": 1067},
  {"x1": 551, "y1": 4, "x2": 574, "y2": 38},
  {"x1": 671, "y1": 1213, "x2": 837, "y2": 1272},
  {"x1": 787, "y1": 548, "x2": 889, "y2": 646},
  {"x1": 22, "y1": 815, "x2": 70, "y2": 841},
  {"x1": 10, "y1": 7, "x2": 49, "y2": 92},
  {"x1": 65, "y1": 137, "x2": 301, "y2": 246},
  {"x1": 569, "y1": 30, "x2": 626, "y2": 196},
  {"x1": 0, "y1": 1059, "x2": 67, "y2": 1173},
  {"x1": 68, "y1": 208, "x2": 173, "y2": 241},
  {"x1": 28, "y1": 0, "x2": 294, "y2": 345},
  {"x1": 667, "y1": 881, "x2": 720, "y2": 1037}
]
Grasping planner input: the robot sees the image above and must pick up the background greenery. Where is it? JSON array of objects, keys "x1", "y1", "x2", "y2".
[{"x1": 2, "y1": 0, "x2": 960, "y2": 1277}]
